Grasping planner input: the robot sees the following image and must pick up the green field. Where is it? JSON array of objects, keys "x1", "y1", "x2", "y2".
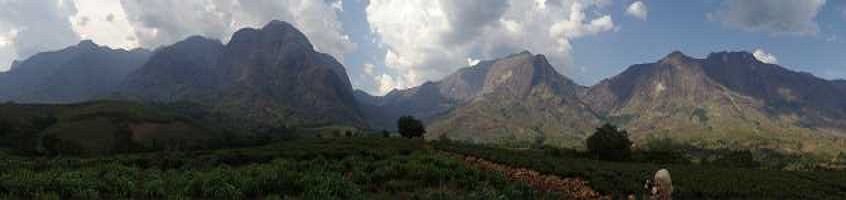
[
  {"x1": 1, "y1": 137, "x2": 844, "y2": 199},
  {"x1": 0, "y1": 138, "x2": 555, "y2": 199}
]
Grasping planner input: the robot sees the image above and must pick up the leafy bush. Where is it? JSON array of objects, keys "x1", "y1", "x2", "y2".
[
  {"x1": 397, "y1": 116, "x2": 425, "y2": 138},
  {"x1": 586, "y1": 124, "x2": 632, "y2": 161}
]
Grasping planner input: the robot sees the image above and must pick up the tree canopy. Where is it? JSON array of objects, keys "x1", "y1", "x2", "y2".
[
  {"x1": 586, "y1": 123, "x2": 632, "y2": 161},
  {"x1": 397, "y1": 116, "x2": 425, "y2": 139}
]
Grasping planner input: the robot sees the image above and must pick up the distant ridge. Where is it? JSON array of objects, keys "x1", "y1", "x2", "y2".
[{"x1": 0, "y1": 40, "x2": 151, "y2": 103}]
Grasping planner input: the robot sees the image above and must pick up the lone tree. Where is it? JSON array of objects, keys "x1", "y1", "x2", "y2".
[
  {"x1": 586, "y1": 123, "x2": 632, "y2": 161},
  {"x1": 397, "y1": 116, "x2": 425, "y2": 138}
]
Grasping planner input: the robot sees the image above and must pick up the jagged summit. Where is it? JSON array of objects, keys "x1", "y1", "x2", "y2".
[
  {"x1": 659, "y1": 50, "x2": 694, "y2": 65},
  {"x1": 227, "y1": 20, "x2": 314, "y2": 51},
  {"x1": 666, "y1": 50, "x2": 687, "y2": 58}
]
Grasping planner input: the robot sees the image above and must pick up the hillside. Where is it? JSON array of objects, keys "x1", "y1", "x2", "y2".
[
  {"x1": 122, "y1": 20, "x2": 364, "y2": 130},
  {"x1": 358, "y1": 52, "x2": 600, "y2": 147},
  {"x1": 584, "y1": 51, "x2": 846, "y2": 155},
  {"x1": 0, "y1": 40, "x2": 151, "y2": 103},
  {"x1": 0, "y1": 101, "x2": 217, "y2": 155}
]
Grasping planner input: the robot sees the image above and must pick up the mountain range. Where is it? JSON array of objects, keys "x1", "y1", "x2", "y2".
[
  {"x1": 356, "y1": 51, "x2": 600, "y2": 147},
  {"x1": 0, "y1": 40, "x2": 150, "y2": 103},
  {"x1": 585, "y1": 51, "x2": 846, "y2": 153},
  {"x1": 1, "y1": 20, "x2": 844, "y2": 155}
]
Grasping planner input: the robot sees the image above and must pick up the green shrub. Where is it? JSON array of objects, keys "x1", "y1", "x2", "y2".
[
  {"x1": 397, "y1": 116, "x2": 425, "y2": 138},
  {"x1": 298, "y1": 172, "x2": 362, "y2": 200},
  {"x1": 586, "y1": 124, "x2": 632, "y2": 161}
]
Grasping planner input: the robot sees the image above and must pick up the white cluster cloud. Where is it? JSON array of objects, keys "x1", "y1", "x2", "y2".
[
  {"x1": 467, "y1": 58, "x2": 481, "y2": 66},
  {"x1": 0, "y1": 0, "x2": 355, "y2": 71},
  {"x1": 119, "y1": 0, "x2": 355, "y2": 61},
  {"x1": 0, "y1": 29, "x2": 17, "y2": 47},
  {"x1": 71, "y1": 0, "x2": 139, "y2": 50},
  {"x1": 375, "y1": 73, "x2": 399, "y2": 95},
  {"x1": 626, "y1": 1, "x2": 647, "y2": 21},
  {"x1": 710, "y1": 0, "x2": 826, "y2": 36},
  {"x1": 753, "y1": 48, "x2": 778, "y2": 64},
  {"x1": 0, "y1": 0, "x2": 80, "y2": 71},
  {"x1": 366, "y1": 0, "x2": 616, "y2": 94},
  {"x1": 362, "y1": 63, "x2": 376, "y2": 76}
]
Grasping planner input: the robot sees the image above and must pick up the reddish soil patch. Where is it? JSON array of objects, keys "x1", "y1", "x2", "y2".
[{"x1": 459, "y1": 155, "x2": 609, "y2": 200}]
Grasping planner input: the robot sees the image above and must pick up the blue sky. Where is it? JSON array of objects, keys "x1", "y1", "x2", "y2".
[{"x1": 0, "y1": 0, "x2": 844, "y2": 95}]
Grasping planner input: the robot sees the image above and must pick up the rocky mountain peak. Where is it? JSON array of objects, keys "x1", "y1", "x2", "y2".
[
  {"x1": 226, "y1": 20, "x2": 314, "y2": 53},
  {"x1": 253, "y1": 20, "x2": 313, "y2": 50},
  {"x1": 659, "y1": 51, "x2": 694, "y2": 66}
]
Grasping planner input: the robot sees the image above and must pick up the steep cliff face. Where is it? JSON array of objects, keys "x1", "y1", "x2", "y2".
[
  {"x1": 123, "y1": 20, "x2": 364, "y2": 128},
  {"x1": 584, "y1": 51, "x2": 846, "y2": 154},
  {"x1": 0, "y1": 40, "x2": 151, "y2": 103}
]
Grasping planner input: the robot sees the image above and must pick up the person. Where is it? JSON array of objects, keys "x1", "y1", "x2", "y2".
[{"x1": 650, "y1": 169, "x2": 673, "y2": 200}]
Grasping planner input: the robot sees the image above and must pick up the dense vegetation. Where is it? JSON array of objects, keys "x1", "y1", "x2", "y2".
[
  {"x1": 1, "y1": 101, "x2": 843, "y2": 199},
  {"x1": 0, "y1": 101, "x2": 220, "y2": 155},
  {"x1": 397, "y1": 116, "x2": 425, "y2": 138},
  {"x1": 586, "y1": 123, "x2": 632, "y2": 161},
  {"x1": 434, "y1": 141, "x2": 846, "y2": 199},
  {"x1": 0, "y1": 138, "x2": 556, "y2": 199}
]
